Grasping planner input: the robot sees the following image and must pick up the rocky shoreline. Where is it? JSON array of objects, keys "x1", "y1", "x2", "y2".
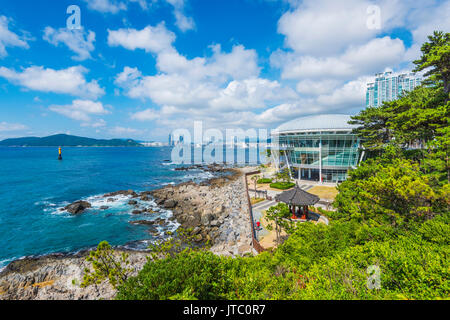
[
  {"x1": 0, "y1": 165, "x2": 255, "y2": 300},
  {"x1": 151, "y1": 166, "x2": 254, "y2": 257}
]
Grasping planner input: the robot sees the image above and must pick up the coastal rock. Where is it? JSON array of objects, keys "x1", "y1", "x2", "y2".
[
  {"x1": 64, "y1": 201, "x2": 92, "y2": 215},
  {"x1": 103, "y1": 190, "x2": 137, "y2": 198},
  {"x1": 132, "y1": 210, "x2": 142, "y2": 215},
  {"x1": 128, "y1": 200, "x2": 138, "y2": 205},
  {"x1": 163, "y1": 199, "x2": 177, "y2": 209},
  {"x1": 237, "y1": 244, "x2": 252, "y2": 256},
  {"x1": 201, "y1": 213, "x2": 214, "y2": 226},
  {"x1": 129, "y1": 220, "x2": 154, "y2": 226},
  {"x1": 99, "y1": 206, "x2": 109, "y2": 210},
  {"x1": 155, "y1": 198, "x2": 165, "y2": 206},
  {"x1": 0, "y1": 250, "x2": 149, "y2": 300},
  {"x1": 210, "y1": 220, "x2": 219, "y2": 227},
  {"x1": 150, "y1": 167, "x2": 253, "y2": 255}
]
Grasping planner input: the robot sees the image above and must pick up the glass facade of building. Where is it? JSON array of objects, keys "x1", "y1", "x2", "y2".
[
  {"x1": 276, "y1": 131, "x2": 361, "y2": 183},
  {"x1": 366, "y1": 71, "x2": 422, "y2": 107}
]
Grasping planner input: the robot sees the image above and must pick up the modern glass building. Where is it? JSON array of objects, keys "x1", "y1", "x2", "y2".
[
  {"x1": 271, "y1": 114, "x2": 363, "y2": 183},
  {"x1": 366, "y1": 71, "x2": 422, "y2": 107}
]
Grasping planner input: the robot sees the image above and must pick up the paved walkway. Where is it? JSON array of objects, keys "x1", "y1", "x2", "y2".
[
  {"x1": 251, "y1": 183, "x2": 314, "y2": 243},
  {"x1": 252, "y1": 181, "x2": 328, "y2": 248}
]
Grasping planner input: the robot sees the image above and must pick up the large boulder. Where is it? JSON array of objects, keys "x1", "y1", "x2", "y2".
[
  {"x1": 163, "y1": 199, "x2": 177, "y2": 209},
  {"x1": 200, "y1": 212, "x2": 214, "y2": 226},
  {"x1": 64, "y1": 201, "x2": 91, "y2": 214},
  {"x1": 182, "y1": 215, "x2": 201, "y2": 229}
]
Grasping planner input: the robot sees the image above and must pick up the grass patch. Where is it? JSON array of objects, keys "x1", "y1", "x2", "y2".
[
  {"x1": 257, "y1": 178, "x2": 273, "y2": 184},
  {"x1": 250, "y1": 197, "x2": 266, "y2": 205},
  {"x1": 270, "y1": 182, "x2": 295, "y2": 190},
  {"x1": 308, "y1": 186, "x2": 338, "y2": 200}
]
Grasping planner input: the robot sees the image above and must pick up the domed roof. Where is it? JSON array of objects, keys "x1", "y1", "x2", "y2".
[{"x1": 275, "y1": 114, "x2": 357, "y2": 133}]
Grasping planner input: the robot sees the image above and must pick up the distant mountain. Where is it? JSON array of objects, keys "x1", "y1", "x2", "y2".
[{"x1": 0, "y1": 134, "x2": 143, "y2": 147}]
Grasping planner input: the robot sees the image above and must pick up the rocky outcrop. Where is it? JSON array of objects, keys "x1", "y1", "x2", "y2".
[
  {"x1": 174, "y1": 164, "x2": 225, "y2": 173},
  {"x1": 0, "y1": 250, "x2": 148, "y2": 300},
  {"x1": 103, "y1": 190, "x2": 137, "y2": 198},
  {"x1": 150, "y1": 168, "x2": 254, "y2": 257},
  {"x1": 63, "y1": 201, "x2": 92, "y2": 215}
]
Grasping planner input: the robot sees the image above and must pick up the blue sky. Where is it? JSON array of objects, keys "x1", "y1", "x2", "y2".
[{"x1": 0, "y1": 0, "x2": 448, "y2": 141}]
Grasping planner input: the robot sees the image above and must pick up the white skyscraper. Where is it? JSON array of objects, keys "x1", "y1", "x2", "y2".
[{"x1": 366, "y1": 71, "x2": 422, "y2": 107}]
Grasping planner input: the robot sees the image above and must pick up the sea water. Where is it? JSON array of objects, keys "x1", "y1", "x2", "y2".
[{"x1": 0, "y1": 146, "x2": 233, "y2": 269}]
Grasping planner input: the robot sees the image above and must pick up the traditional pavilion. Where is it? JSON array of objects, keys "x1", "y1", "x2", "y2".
[{"x1": 275, "y1": 184, "x2": 320, "y2": 220}]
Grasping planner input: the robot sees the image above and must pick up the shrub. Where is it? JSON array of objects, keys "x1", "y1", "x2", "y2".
[
  {"x1": 270, "y1": 182, "x2": 295, "y2": 190},
  {"x1": 257, "y1": 178, "x2": 272, "y2": 184},
  {"x1": 116, "y1": 250, "x2": 232, "y2": 300}
]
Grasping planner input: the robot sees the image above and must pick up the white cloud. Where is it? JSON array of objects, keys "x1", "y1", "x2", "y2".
[
  {"x1": 0, "y1": 122, "x2": 27, "y2": 132},
  {"x1": 272, "y1": 36, "x2": 405, "y2": 80},
  {"x1": 0, "y1": 15, "x2": 29, "y2": 57},
  {"x1": 316, "y1": 76, "x2": 371, "y2": 108},
  {"x1": 108, "y1": 126, "x2": 145, "y2": 136},
  {"x1": 210, "y1": 78, "x2": 298, "y2": 111},
  {"x1": 131, "y1": 108, "x2": 160, "y2": 121},
  {"x1": 110, "y1": 22, "x2": 301, "y2": 130},
  {"x1": 83, "y1": 0, "x2": 127, "y2": 14},
  {"x1": 296, "y1": 79, "x2": 340, "y2": 95},
  {"x1": 107, "y1": 1, "x2": 448, "y2": 135},
  {"x1": 49, "y1": 100, "x2": 110, "y2": 125},
  {"x1": 173, "y1": 10, "x2": 195, "y2": 32},
  {"x1": 278, "y1": 0, "x2": 379, "y2": 56},
  {"x1": 114, "y1": 34, "x2": 266, "y2": 111},
  {"x1": 153, "y1": 44, "x2": 260, "y2": 81},
  {"x1": 265, "y1": 0, "x2": 449, "y2": 126},
  {"x1": 128, "y1": 0, "x2": 149, "y2": 10},
  {"x1": 83, "y1": 0, "x2": 195, "y2": 32},
  {"x1": 403, "y1": 1, "x2": 450, "y2": 63},
  {"x1": 165, "y1": 0, "x2": 195, "y2": 32},
  {"x1": 0, "y1": 66, "x2": 104, "y2": 99},
  {"x1": 107, "y1": 23, "x2": 175, "y2": 53},
  {"x1": 43, "y1": 27, "x2": 96, "y2": 61}
]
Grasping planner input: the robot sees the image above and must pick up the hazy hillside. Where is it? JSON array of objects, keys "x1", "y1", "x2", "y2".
[{"x1": 0, "y1": 134, "x2": 143, "y2": 147}]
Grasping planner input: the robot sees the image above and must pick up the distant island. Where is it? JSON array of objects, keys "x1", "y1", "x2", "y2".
[{"x1": 0, "y1": 134, "x2": 143, "y2": 147}]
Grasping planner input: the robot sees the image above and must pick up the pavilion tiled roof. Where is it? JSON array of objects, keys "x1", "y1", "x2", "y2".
[{"x1": 275, "y1": 184, "x2": 320, "y2": 206}]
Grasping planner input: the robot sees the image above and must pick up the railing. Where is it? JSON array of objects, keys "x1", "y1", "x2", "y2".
[
  {"x1": 244, "y1": 170, "x2": 265, "y2": 253},
  {"x1": 248, "y1": 189, "x2": 268, "y2": 199}
]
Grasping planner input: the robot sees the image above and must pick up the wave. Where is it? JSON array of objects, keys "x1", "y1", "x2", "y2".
[{"x1": 182, "y1": 171, "x2": 214, "y2": 181}]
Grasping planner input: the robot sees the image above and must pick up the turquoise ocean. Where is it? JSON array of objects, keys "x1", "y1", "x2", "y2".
[{"x1": 0, "y1": 146, "x2": 248, "y2": 269}]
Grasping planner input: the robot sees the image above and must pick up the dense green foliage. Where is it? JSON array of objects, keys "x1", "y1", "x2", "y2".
[
  {"x1": 275, "y1": 169, "x2": 292, "y2": 184},
  {"x1": 270, "y1": 182, "x2": 295, "y2": 190},
  {"x1": 93, "y1": 32, "x2": 450, "y2": 300},
  {"x1": 265, "y1": 202, "x2": 293, "y2": 245},
  {"x1": 116, "y1": 215, "x2": 449, "y2": 300},
  {"x1": 81, "y1": 241, "x2": 133, "y2": 289},
  {"x1": 257, "y1": 178, "x2": 273, "y2": 184},
  {"x1": 413, "y1": 31, "x2": 450, "y2": 96},
  {"x1": 333, "y1": 156, "x2": 449, "y2": 227},
  {"x1": 0, "y1": 134, "x2": 142, "y2": 147}
]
